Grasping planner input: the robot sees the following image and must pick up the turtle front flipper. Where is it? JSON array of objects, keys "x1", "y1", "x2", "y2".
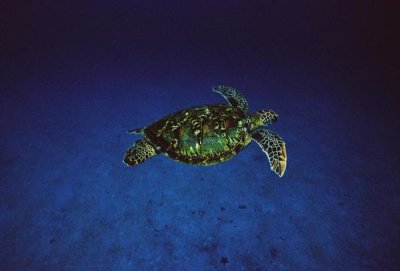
[
  {"x1": 251, "y1": 129, "x2": 287, "y2": 177},
  {"x1": 123, "y1": 140, "x2": 158, "y2": 166},
  {"x1": 212, "y1": 86, "x2": 249, "y2": 114}
]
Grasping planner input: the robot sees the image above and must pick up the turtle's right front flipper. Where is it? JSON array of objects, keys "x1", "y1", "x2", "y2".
[
  {"x1": 123, "y1": 140, "x2": 158, "y2": 166},
  {"x1": 251, "y1": 129, "x2": 287, "y2": 177}
]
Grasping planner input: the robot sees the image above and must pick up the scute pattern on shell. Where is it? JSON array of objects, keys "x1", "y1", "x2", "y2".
[{"x1": 143, "y1": 104, "x2": 251, "y2": 165}]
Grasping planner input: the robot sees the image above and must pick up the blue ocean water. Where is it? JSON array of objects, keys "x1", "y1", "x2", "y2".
[{"x1": 1, "y1": 1, "x2": 399, "y2": 270}]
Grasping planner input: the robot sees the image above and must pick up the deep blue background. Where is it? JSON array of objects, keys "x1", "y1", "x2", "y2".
[{"x1": 1, "y1": 1, "x2": 399, "y2": 270}]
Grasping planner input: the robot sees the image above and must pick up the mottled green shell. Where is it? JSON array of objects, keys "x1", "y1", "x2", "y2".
[{"x1": 143, "y1": 104, "x2": 252, "y2": 165}]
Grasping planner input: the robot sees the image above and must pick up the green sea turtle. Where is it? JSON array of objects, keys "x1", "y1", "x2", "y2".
[{"x1": 123, "y1": 86, "x2": 287, "y2": 177}]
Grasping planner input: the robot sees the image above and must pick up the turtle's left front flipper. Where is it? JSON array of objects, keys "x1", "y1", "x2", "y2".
[
  {"x1": 252, "y1": 129, "x2": 287, "y2": 177},
  {"x1": 123, "y1": 140, "x2": 158, "y2": 166},
  {"x1": 212, "y1": 86, "x2": 249, "y2": 114}
]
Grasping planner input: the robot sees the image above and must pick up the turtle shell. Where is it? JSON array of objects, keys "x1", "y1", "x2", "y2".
[{"x1": 143, "y1": 104, "x2": 252, "y2": 165}]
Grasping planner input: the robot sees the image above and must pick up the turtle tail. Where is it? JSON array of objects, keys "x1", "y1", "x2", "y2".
[{"x1": 127, "y1": 127, "x2": 145, "y2": 134}]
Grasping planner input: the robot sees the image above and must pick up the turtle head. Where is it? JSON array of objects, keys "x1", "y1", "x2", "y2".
[{"x1": 250, "y1": 110, "x2": 279, "y2": 130}]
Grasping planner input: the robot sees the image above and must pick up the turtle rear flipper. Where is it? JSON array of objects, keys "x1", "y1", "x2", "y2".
[
  {"x1": 123, "y1": 140, "x2": 158, "y2": 166},
  {"x1": 127, "y1": 127, "x2": 145, "y2": 134},
  {"x1": 212, "y1": 86, "x2": 249, "y2": 114},
  {"x1": 251, "y1": 129, "x2": 287, "y2": 177}
]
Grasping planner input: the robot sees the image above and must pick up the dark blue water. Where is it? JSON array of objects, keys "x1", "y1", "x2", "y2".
[{"x1": 1, "y1": 1, "x2": 399, "y2": 270}]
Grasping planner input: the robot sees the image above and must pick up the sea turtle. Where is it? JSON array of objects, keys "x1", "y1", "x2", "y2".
[{"x1": 123, "y1": 86, "x2": 287, "y2": 177}]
